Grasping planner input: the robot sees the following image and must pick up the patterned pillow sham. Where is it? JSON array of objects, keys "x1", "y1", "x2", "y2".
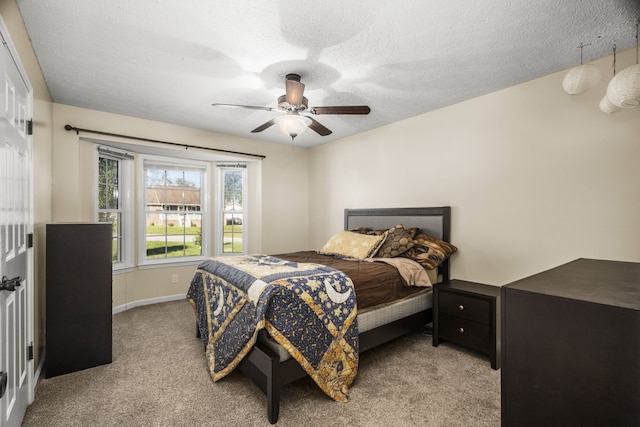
[
  {"x1": 401, "y1": 233, "x2": 457, "y2": 270},
  {"x1": 319, "y1": 230, "x2": 387, "y2": 260},
  {"x1": 350, "y1": 224, "x2": 418, "y2": 258},
  {"x1": 375, "y1": 224, "x2": 418, "y2": 258}
]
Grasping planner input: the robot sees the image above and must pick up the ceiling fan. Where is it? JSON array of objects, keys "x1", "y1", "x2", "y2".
[{"x1": 212, "y1": 73, "x2": 371, "y2": 140}]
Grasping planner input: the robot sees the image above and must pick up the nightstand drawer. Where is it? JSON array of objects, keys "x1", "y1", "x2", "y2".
[
  {"x1": 438, "y1": 313, "x2": 491, "y2": 352},
  {"x1": 438, "y1": 292, "x2": 491, "y2": 324}
]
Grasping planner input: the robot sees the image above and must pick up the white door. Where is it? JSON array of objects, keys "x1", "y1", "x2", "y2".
[{"x1": 0, "y1": 19, "x2": 34, "y2": 427}]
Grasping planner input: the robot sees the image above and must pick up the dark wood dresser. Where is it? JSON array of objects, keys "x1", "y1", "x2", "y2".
[
  {"x1": 501, "y1": 258, "x2": 640, "y2": 426},
  {"x1": 433, "y1": 279, "x2": 501, "y2": 369},
  {"x1": 46, "y1": 223, "x2": 113, "y2": 378}
]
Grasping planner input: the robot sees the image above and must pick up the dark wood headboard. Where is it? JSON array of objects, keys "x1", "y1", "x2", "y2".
[{"x1": 344, "y1": 206, "x2": 452, "y2": 282}]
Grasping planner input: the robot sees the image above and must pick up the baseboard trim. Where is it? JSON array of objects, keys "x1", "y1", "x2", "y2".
[
  {"x1": 32, "y1": 349, "x2": 45, "y2": 397},
  {"x1": 112, "y1": 293, "x2": 186, "y2": 315}
]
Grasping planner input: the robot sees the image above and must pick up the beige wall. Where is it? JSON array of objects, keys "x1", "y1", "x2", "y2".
[{"x1": 309, "y1": 50, "x2": 640, "y2": 286}]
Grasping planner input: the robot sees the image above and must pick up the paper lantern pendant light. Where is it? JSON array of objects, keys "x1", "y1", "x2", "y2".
[
  {"x1": 606, "y1": 19, "x2": 640, "y2": 108},
  {"x1": 606, "y1": 64, "x2": 640, "y2": 108},
  {"x1": 562, "y1": 63, "x2": 601, "y2": 95},
  {"x1": 599, "y1": 95, "x2": 621, "y2": 114}
]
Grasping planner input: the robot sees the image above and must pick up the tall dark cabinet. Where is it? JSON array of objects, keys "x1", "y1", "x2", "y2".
[
  {"x1": 501, "y1": 258, "x2": 640, "y2": 426},
  {"x1": 46, "y1": 223, "x2": 112, "y2": 378}
]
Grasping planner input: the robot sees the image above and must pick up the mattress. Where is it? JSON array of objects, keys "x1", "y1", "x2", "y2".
[{"x1": 258, "y1": 288, "x2": 432, "y2": 361}]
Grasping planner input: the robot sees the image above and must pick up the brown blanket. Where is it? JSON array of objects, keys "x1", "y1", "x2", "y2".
[{"x1": 273, "y1": 251, "x2": 426, "y2": 310}]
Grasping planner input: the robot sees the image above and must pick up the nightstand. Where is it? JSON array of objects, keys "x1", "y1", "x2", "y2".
[{"x1": 433, "y1": 279, "x2": 501, "y2": 369}]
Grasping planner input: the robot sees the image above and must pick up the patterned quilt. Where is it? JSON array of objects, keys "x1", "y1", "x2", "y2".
[{"x1": 186, "y1": 254, "x2": 359, "y2": 402}]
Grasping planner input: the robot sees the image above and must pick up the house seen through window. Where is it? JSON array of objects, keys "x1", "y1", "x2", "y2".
[{"x1": 143, "y1": 159, "x2": 206, "y2": 261}]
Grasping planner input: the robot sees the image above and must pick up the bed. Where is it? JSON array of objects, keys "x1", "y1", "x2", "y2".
[{"x1": 187, "y1": 206, "x2": 454, "y2": 423}]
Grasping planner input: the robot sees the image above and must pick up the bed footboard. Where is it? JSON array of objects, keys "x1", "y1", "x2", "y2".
[
  {"x1": 238, "y1": 343, "x2": 281, "y2": 424},
  {"x1": 238, "y1": 342, "x2": 307, "y2": 424}
]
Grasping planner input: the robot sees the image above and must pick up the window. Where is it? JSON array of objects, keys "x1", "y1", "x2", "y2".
[
  {"x1": 97, "y1": 144, "x2": 251, "y2": 269},
  {"x1": 97, "y1": 147, "x2": 133, "y2": 269},
  {"x1": 142, "y1": 157, "x2": 208, "y2": 264},
  {"x1": 98, "y1": 155, "x2": 121, "y2": 262},
  {"x1": 217, "y1": 163, "x2": 247, "y2": 254}
]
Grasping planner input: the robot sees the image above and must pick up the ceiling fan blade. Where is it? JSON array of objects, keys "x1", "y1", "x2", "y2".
[
  {"x1": 308, "y1": 117, "x2": 332, "y2": 136},
  {"x1": 251, "y1": 119, "x2": 277, "y2": 133},
  {"x1": 285, "y1": 74, "x2": 305, "y2": 106},
  {"x1": 309, "y1": 106, "x2": 371, "y2": 115},
  {"x1": 212, "y1": 103, "x2": 277, "y2": 112}
]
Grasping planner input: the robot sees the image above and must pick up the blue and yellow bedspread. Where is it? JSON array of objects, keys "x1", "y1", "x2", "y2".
[{"x1": 186, "y1": 254, "x2": 359, "y2": 402}]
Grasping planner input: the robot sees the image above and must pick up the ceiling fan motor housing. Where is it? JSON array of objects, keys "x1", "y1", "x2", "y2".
[{"x1": 278, "y1": 94, "x2": 308, "y2": 112}]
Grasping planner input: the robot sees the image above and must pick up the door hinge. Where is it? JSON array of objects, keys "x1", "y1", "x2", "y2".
[
  {"x1": 28, "y1": 233, "x2": 33, "y2": 248},
  {"x1": 28, "y1": 343, "x2": 34, "y2": 361},
  {"x1": 27, "y1": 119, "x2": 33, "y2": 135}
]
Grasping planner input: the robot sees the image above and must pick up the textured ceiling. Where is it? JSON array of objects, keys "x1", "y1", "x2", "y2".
[{"x1": 16, "y1": 0, "x2": 640, "y2": 148}]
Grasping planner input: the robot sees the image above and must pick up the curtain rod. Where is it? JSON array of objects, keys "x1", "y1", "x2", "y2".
[{"x1": 64, "y1": 124, "x2": 266, "y2": 160}]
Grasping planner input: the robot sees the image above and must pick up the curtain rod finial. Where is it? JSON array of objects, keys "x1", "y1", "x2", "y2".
[{"x1": 64, "y1": 124, "x2": 79, "y2": 134}]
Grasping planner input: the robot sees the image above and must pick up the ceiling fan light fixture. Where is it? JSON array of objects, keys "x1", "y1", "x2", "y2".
[
  {"x1": 213, "y1": 72, "x2": 369, "y2": 139},
  {"x1": 274, "y1": 114, "x2": 312, "y2": 140}
]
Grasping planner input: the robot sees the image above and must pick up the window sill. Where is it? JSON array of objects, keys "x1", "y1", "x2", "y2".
[
  {"x1": 113, "y1": 266, "x2": 135, "y2": 275},
  {"x1": 137, "y1": 258, "x2": 204, "y2": 270}
]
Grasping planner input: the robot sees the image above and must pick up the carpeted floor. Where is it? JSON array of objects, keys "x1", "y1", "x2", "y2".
[{"x1": 22, "y1": 300, "x2": 500, "y2": 426}]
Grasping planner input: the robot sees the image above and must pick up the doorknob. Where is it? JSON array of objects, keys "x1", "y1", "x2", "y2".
[
  {"x1": 0, "y1": 276, "x2": 21, "y2": 292},
  {"x1": 0, "y1": 371, "x2": 7, "y2": 398}
]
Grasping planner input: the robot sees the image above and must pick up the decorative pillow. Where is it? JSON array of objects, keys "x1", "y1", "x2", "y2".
[
  {"x1": 374, "y1": 224, "x2": 418, "y2": 258},
  {"x1": 349, "y1": 226, "x2": 370, "y2": 234},
  {"x1": 401, "y1": 233, "x2": 457, "y2": 270},
  {"x1": 319, "y1": 230, "x2": 387, "y2": 260}
]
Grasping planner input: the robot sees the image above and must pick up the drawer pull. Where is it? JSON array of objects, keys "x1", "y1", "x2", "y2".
[
  {"x1": 459, "y1": 327, "x2": 465, "y2": 334},
  {"x1": 458, "y1": 304, "x2": 465, "y2": 311}
]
